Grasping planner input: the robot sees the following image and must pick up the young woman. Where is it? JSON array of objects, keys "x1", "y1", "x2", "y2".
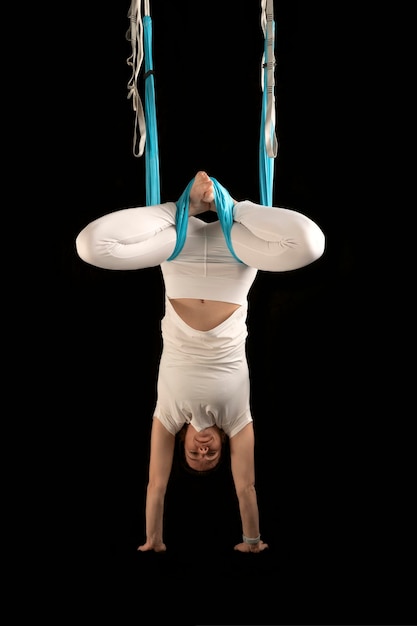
[{"x1": 75, "y1": 171, "x2": 325, "y2": 553}]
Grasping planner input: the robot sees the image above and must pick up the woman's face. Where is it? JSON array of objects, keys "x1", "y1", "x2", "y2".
[{"x1": 183, "y1": 424, "x2": 223, "y2": 471}]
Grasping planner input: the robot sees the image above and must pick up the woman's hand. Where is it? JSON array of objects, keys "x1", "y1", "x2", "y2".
[
  {"x1": 137, "y1": 540, "x2": 167, "y2": 553},
  {"x1": 234, "y1": 540, "x2": 269, "y2": 553}
]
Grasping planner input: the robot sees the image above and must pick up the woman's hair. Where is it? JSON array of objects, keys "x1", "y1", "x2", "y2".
[{"x1": 176, "y1": 423, "x2": 228, "y2": 476}]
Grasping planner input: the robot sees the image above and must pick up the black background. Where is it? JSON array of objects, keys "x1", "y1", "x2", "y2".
[{"x1": 55, "y1": 2, "x2": 413, "y2": 624}]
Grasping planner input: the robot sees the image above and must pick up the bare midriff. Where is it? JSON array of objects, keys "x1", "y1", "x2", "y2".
[{"x1": 169, "y1": 298, "x2": 241, "y2": 331}]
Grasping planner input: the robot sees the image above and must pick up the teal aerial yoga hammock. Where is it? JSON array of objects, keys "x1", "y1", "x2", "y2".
[
  {"x1": 143, "y1": 14, "x2": 160, "y2": 205},
  {"x1": 126, "y1": 0, "x2": 277, "y2": 260},
  {"x1": 167, "y1": 176, "x2": 242, "y2": 263},
  {"x1": 259, "y1": 0, "x2": 278, "y2": 207},
  {"x1": 126, "y1": 1, "x2": 160, "y2": 205}
]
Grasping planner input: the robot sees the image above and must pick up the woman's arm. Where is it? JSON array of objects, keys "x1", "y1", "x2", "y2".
[
  {"x1": 230, "y1": 423, "x2": 269, "y2": 553},
  {"x1": 75, "y1": 203, "x2": 178, "y2": 270},
  {"x1": 231, "y1": 201, "x2": 326, "y2": 271},
  {"x1": 138, "y1": 417, "x2": 175, "y2": 552}
]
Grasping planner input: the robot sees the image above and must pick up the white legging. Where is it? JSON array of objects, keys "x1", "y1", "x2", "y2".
[{"x1": 75, "y1": 200, "x2": 325, "y2": 273}]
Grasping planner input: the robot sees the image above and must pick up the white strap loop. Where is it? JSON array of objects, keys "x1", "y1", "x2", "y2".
[
  {"x1": 260, "y1": 0, "x2": 278, "y2": 158},
  {"x1": 126, "y1": 0, "x2": 146, "y2": 157}
]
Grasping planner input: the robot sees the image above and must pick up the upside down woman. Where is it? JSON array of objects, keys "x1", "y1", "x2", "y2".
[{"x1": 75, "y1": 170, "x2": 325, "y2": 553}]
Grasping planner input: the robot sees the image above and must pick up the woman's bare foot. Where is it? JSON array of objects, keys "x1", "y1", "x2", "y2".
[{"x1": 189, "y1": 171, "x2": 216, "y2": 216}]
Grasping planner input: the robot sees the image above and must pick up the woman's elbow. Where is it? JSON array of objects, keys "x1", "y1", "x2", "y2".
[{"x1": 235, "y1": 481, "x2": 257, "y2": 501}]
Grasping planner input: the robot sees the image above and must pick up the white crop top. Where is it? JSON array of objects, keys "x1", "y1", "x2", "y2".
[{"x1": 161, "y1": 217, "x2": 258, "y2": 305}]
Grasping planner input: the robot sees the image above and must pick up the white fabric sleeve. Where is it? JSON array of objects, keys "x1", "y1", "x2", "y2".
[
  {"x1": 231, "y1": 201, "x2": 326, "y2": 271},
  {"x1": 75, "y1": 202, "x2": 178, "y2": 270}
]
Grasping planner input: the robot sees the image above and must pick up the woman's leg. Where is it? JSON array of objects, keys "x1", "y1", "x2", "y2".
[
  {"x1": 231, "y1": 201, "x2": 326, "y2": 271},
  {"x1": 75, "y1": 202, "x2": 178, "y2": 270}
]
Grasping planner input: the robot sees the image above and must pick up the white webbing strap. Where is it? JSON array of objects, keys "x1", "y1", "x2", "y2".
[
  {"x1": 261, "y1": 0, "x2": 278, "y2": 158},
  {"x1": 126, "y1": 0, "x2": 147, "y2": 157}
]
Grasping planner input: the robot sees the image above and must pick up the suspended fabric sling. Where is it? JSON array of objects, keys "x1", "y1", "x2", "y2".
[
  {"x1": 167, "y1": 176, "x2": 242, "y2": 263},
  {"x1": 126, "y1": 1, "x2": 278, "y2": 257},
  {"x1": 126, "y1": 0, "x2": 160, "y2": 205},
  {"x1": 259, "y1": 0, "x2": 278, "y2": 207},
  {"x1": 143, "y1": 15, "x2": 160, "y2": 205}
]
